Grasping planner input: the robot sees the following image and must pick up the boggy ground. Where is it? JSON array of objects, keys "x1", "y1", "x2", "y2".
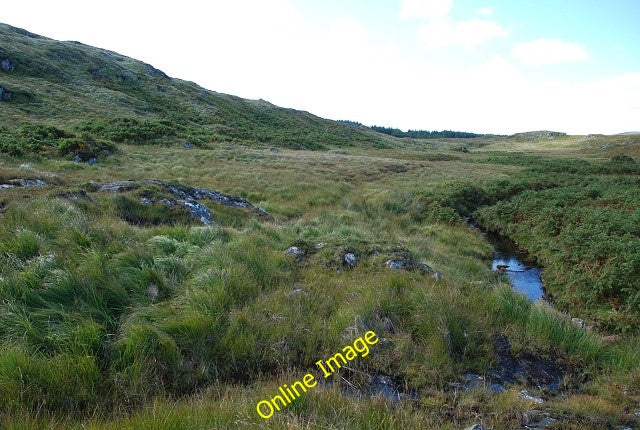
[{"x1": 0, "y1": 137, "x2": 639, "y2": 429}]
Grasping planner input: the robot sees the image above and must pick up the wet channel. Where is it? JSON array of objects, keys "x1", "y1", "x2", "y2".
[{"x1": 471, "y1": 223, "x2": 545, "y2": 301}]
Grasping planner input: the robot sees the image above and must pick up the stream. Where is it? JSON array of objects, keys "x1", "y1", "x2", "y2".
[{"x1": 471, "y1": 223, "x2": 546, "y2": 301}]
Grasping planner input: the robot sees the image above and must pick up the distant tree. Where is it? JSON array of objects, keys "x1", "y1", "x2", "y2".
[{"x1": 370, "y1": 125, "x2": 485, "y2": 139}]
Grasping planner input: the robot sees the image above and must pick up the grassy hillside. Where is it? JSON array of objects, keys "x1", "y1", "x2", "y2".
[
  {"x1": 1, "y1": 23, "x2": 640, "y2": 430},
  {"x1": 0, "y1": 23, "x2": 389, "y2": 150}
]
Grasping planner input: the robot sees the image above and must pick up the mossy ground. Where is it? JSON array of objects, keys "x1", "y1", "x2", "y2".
[{"x1": 1, "y1": 137, "x2": 639, "y2": 429}]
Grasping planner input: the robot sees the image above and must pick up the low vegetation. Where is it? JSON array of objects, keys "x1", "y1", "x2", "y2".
[{"x1": 1, "y1": 21, "x2": 639, "y2": 429}]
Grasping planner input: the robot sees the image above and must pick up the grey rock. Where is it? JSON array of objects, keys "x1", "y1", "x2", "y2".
[
  {"x1": 73, "y1": 155, "x2": 83, "y2": 163},
  {"x1": 378, "y1": 337, "x2": 394, "y2": 347},
  {"x1": 95, "y1": 180, "x2": 140, "y2": 192},
  {"x1": 315, "y1": 242, "x2": 326, "y2": 250},
  {"x1": 87, "y1": 157, "x2": 98, "y2": 165},
  {"x1": 289, "y1": 287, "x2": 310, "y2": 296},
  {"x1": 0, "y1": 85, "x2": 12, "y2": 101},
  {"x1": 519, "y1": 390, "x2": 544, "y2": 404},
  {"x1": 140, "y1": 197, "x2": 152, "y2": 206},
  {"x1": 571, "y1": 317, "x2": 585, "y2": 329},
  {"x1": 268, "y1": 147, "x2": 281, "y2": 152},
  {"x1": 432, "y1": 271, "x2": 443, "y2": 281},
  {"x1": 145, "y1": 63, "x2": 169, "y2": 79},
  {"x1": 462, "y1": 373, "x2": 485, "y2": 390},
  {"x1": 55, "y1": 191, "x2": 92, "y2": 202},
  {"x1": 464, "y1": 425, "x2": 485, "y2": 430},
  {"x1": 536, "y1": 417, "x2": 557, "y2": 427},
  {"x1": 386, "y1": 259, "x2": 404, "y2": 270},
  {"x1": 92, "y1": 179, "x2": 269, "y2": 223},
  {"x1": 417, "y1": 262, "x2": 433, "y2": 275},
  {"x1": 0, "y1": 184, "x2": 15, "y2": 190},
  {"x1": 7, "y1": 178, "x2": 47, "y2": 187},
  {"x1": 176, "y1": 200, "x2": 212, "y2": 225},
  {"x1": 343, "y1": 252, "x2": 357, "y2": 268},
  {"x1": 286, "y1": 246, "x2": 304, "y2": 259},
  {"x1": 488, "y1": 383, "x2": 505, "y2": 393},
  {"x1": 183, "y1": 142, "x2": 194, "y2": 149},
  {"x1": 1, "y1": 58, "x2": 15, "y2": 72}
]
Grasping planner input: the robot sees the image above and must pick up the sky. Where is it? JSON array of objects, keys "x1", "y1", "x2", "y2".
[{"x1": 3, "y1": 0, "x2": 640, "y2": 134}]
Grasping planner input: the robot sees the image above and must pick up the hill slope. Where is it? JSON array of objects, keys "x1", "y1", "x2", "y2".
[
  {"x1": 0, "y1": 23, "x2": 387, "y2": 150},
  {"x1": 1, "y1": 22, "x2": 640, "y2": 430}
]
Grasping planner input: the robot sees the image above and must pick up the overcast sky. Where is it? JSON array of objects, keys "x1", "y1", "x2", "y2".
[{"x1": 3, "y1": 0, "x2": 640, "y2": 134}]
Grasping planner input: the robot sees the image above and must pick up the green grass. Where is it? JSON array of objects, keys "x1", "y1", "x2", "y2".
[
  {"x1": 1, "y1": 20, "x2": 640, "y2": 430},
  {"x1": 1, "y1": 141, "x2": 639, "y2": 428}
]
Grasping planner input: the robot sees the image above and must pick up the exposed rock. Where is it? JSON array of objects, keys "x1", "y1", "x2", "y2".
[
  {"x1": 90, "y1": 179, "x2": 268, "y2": 225},
  {"x1": 490, "y1": 334, "x2": 568, "y2": 392},
  {"x1": 166, "y1": 183, "x2": 269, "y2": 215},
  {"x1": 144, "y1": 63, "x2": 169, "y2": 79},
  {"x1": 286, "y1": 246, "x2": 304, "y2": 260},
  {"x1": 343, "y1": 252, "x2": 358, "y2": 268},
  {"x1": 93, "y1": 180, "x2": 140, "y2": 192},
  {"x1": 496, "y1": 264, "x2": 509, "y2": 273},
  {"x1": 183, "y1": 142, "x2": 194, "y2": 149},
  {"x1": 386, "y1": 259, "x2": 405, "y2": 270},
  {"x1": 1, "y1": 58, "x2": 15, "y2": 72},
  {"x1": 488, "y1": 383, "x2": 505, "y2": 393},
  {"x1": 140, "y1": 197, "x2": 152, "y2": 206},
  {"x1": 464, "y1": 425, "x2": 485, "y2": 430},
  {"x1": 432, "y1": 271, "x2": 443, "y2": 281},
  {"x1": 315, "y1": 242, "x2": 326, "y2": 250},
  {"x1": 462, "y1": 373, "x2": 486, "y2": 390},
  {"x1": 288, "y1": 287, "x2": 310, "y2": 297},
  {"x1": 519, "y1": 390, "x2": 544, "y2": 404},
  {"x1": 87, "y1": 157, "x2": 98, "y2": 165},
  {"x1": 268, "y1": 147, "x2": 281, "y2": 152},
  {"x1": 5, "y1": 178, "x2": 47, "y2": 187},
  {"x1": 0, "y1": 85, "x2": 12, "y2": 101},
  {"x1": 176, "y1": 200, "x2": 213, "y2": 225},
  {"x1": 417, "y1": 262, "x2": 433, "y2": 275},
  {"x1": 571, "y1": 318, "x2": 585, "y2": 329},
  {"x1": 523, "y1": 412, "x2": 557, "y2": 430},
  {"x1": 54, "y1": 190, "x2": 92, "y2": 202}
]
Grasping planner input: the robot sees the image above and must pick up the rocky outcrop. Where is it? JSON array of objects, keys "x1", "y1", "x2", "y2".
[
  {"x1": 144, "y1": 63, "x2": 169, "y2": 79},
  {"x1": 343, "y1": 252, "x2": 358, "y2": 268},
  {"x1": 0, "y1": 178, "x2": 47, "y2": 189},
  {"x1": 285, "y1": 246, "x2": 304, "y2": 260},
  {"x1": 0, "y1": 85, "x2": 12, "y2": 101},
  {"x1": 89, "y1": 179, "x2": 268, "y2": 225},
  {"x1": 1, "y1": 58, "x2": 14, "y2": 72}
]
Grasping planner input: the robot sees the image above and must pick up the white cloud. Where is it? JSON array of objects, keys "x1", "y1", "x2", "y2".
[
  {"x1": 2, "y1": 0, "x2": 637, "y2": 134},
  {"x1": 398, "y1": 0, "x2": 452, "y2": 19},
  {"x1": 418, "y1": 18, "x2": 507, "y2": 50},
  {"x1": 512, "y1": 38, "x2": 589, "y2": 65},
  {"x1": 476, "y1": 7, "x2": 493, "y2": 16}
]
